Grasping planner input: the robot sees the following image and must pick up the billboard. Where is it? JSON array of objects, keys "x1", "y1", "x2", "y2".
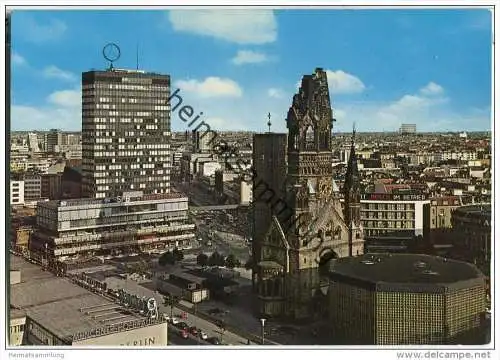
[
  {"x1": 361, "y1": 193, "x2": 428, "y2": 201},
  {"x1": 73, "y1": 322, "x2": 168, "y2": 346}
]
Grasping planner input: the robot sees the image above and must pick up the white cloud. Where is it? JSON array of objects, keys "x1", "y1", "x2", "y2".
[
  {"x1": 419, "y1": 82, "x2": 444, "y2": 96},
  {"x1": 12, "y1": 52, "x2": 27, "y2": 66},
  {"x1": 174, "y1": 77, "x2": 243, "y2": 98},
  {"x1": 168, "y1": 10, "x2": 277, "y2": 44},
  {"x1": 333, "y1": 83, "x2": 489, "y2": 132},
  {"x1": 325, "y1": 70, "x2": 366, "y2": 94},
  {"x1": 267, "y1": 88, "x2": 284, "y2": 99},
  {"x1": 231, "y1": 50, "x2": 272, "y2": 65},
  {"x1": 12, "y1": 88, "x2": 82, "y2": 131},
  {"x1": 17, "y1": 15, "x2": 67, "y2": 43},
  {"x1": 12, "y1": 105, "x2": 81, "y2": 131},
  {"x1": 43, "y1": 66, "x2": 77, "y2": 82},
  {"x1": 47, "y1": 89, "x2": 81, "y2": 107}
]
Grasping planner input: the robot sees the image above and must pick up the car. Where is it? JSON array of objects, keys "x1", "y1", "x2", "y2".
[
  {"x1": 199, "y1": 331, "x2": 208, "y2": 340},
  {"x1": 207, "y1": 337, "x2": 221, "y2": 345},
  {"x1": 189, "y1": 326, "x2": 198, "y2": 336},
  {"x1": 176, "y1": 322, "x2": 189, "y2": 330},
  {"x1": 180, "y1": 329, "x2": 189, "y2": 339},
  {"x1": 162, "y1": 314, "x2": 170, "y2": 322},
  {"x1": 170, "y1": 317, "x2": 180, "y2": 325}
]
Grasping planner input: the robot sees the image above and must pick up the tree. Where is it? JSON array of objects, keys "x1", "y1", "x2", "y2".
[
  {"x1": 163, "y1": 294, "x2": 180, "y2": 319},
  {"x1": 225, "y1": 254, "x2": 240, "y2": 269},
  {"x1": 172, "y1": 247, "x2": 184, "y2": 262},
  {"x1": 159, "y1": 251, "x2": 176, "y2": 266},
  {"x1": 197, "y1": 253, "x2": 209, "y2": 266},
  {"x1": 209, "y1": 251, "x2": 225, "y2": 266}
]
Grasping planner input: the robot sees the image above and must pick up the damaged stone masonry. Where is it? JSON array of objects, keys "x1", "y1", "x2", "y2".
[{"x1": 252, "y1": 68, "x2": 365, "y2": 320}]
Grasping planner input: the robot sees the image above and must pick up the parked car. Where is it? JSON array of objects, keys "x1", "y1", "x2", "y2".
[
  {"x1": 189, "y1": 326, "x2": 198, "y2": 336},
  {"x1": 176, "y1": 322, "x2": 189, "y2": 330},
  {"x1": 199, "y1": 331, "x2": 208, "y2": 340},
  {"x1": 207, "y1": 337, "x2": 221, "y2": 345},
  {"x1": 180, "y1": 329, "x2": 189, "y2": 339},
  {"x1": 171, "y1": 317, "x2": 180, "y2": 325}
]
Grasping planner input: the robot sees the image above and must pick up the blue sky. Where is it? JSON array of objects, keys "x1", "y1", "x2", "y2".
[{"x1": 10, "y1": 8, "x2": 492, "y2": 132}]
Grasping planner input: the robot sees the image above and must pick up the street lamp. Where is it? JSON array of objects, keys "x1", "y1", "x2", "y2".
[{"x1": 260, "y1": 318, "x2": 266, "y2": 345}]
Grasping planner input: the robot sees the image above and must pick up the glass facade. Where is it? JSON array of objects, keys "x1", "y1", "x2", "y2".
[
  {"x1": 328, "y1": 280, "x2": 485, "y2": 345},
  {"x1": 82, "y1": 70, "x2": 171, "y2": 199},
  {"x1": 32, "y1": 194, "x2": 195, "y2": 260}
]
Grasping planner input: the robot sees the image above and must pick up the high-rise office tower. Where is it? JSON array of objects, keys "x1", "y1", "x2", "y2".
[
  {"x1": 399, "y1": 123, "x2": 417, "y2": 135},
  {"x1": 28, "y1": 133, "x2": 40, "y2": 152},
  {"x1": 46, "y1": 129, "x2": 62, "y2": 153},
  {"x1": 81, "y1": 69, "x2": 171, "y2": 199}
]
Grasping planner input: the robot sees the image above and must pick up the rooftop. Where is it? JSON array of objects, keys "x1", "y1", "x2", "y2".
[
  {"x1": 39, "y1": 191, "x2": 188, "y2": 209},
  {"x1": 10, "y1": 255, "x2": 141, "y2": 340},
  {"x1": 329, "y1": 253, "x2": 484, "y2": 290},
  {"x1": 454, "y1": 204, "x2": 491, "y2": 218}
]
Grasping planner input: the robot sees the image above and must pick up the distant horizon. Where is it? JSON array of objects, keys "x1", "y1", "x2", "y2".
[
  {"x1": 9, "y1": 129, "x2": 492, "y2": 134},
  {"x1": 9, "y1": 9, "x2": 492, "y2": 132}
]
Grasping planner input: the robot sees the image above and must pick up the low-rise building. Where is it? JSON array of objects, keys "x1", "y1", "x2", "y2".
[
  {"x1": 31, "y1": 192, "x2": 196, "y2": 264},
  {"x1": 429, "y1": 196, "x2": 463, "y2": 229},
  {"x1": 10, "y1": 180, "x2": 25, "y2": 206},
  {"x1": 9, "y1": 255, "x2": 168, "y2": 346},
  {"x1": 23, "y1": 173, "x2": 42, "y2": 201},
  {"x1": 328, "y1": 254, "x2": 487, "y2": 345},
  {"x1": 360, "y1": 193, "x2": 430, "y2": 253},
  {"x1": 451, "y1": 204, "x2": 491, "y2": 277},
  {"x1": 61, "y1": 166, "x2": 83, "y2": 199},
  {"x1": 198, "y1": 161, "x2": 222, "y2": 178}
]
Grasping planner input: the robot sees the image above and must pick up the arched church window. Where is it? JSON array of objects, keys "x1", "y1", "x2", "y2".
[
  {"x1": 325, "y1": 224, "x2": 332, "y2": 237},
  {"x1": 294, "y1": 134, "x2": 299, "y2": 150},
  {"x1": 305, "y1": 126, "x2": 315, "y2": 150}
]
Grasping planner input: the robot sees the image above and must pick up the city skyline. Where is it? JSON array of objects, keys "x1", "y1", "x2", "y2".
[{"x1": 10, "y1": 8, "x2": 492, "y2": 133}]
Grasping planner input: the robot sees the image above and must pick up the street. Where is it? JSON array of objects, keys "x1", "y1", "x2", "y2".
[
  {"x1": 106, "y1": 276, "x2": 256, "y2": 345},
  {"x1": 168, "y1": 327, "x2": 203, "y2": 346}
]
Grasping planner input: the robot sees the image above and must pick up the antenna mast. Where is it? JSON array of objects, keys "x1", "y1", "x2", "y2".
[
  {"x1": 136, "y1": 43, "x2": 139, "y2": 70},
  {"x1": 267, "y1": 113, "x2": 272, "y2": 133}
]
